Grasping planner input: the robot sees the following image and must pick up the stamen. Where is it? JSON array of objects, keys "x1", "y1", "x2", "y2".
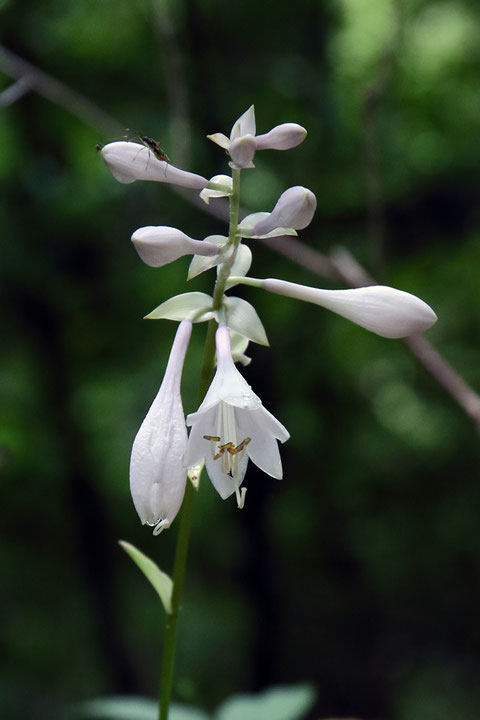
[
  {"x1": 235, "y1": 486, "x2": 247, "y2": 509},
  {"x1": 152, "y1": 518, "x2": 170, "y2": 536}
]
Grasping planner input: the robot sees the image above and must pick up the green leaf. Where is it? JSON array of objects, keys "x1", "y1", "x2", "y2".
[
  {"x1": 224, "y1": 296, "x2": 269, "y2": 346},
  {"x1": 188, "y1": 236, "x2": 226, "y2": 280},
  {"x1": 215, "y1": 685, "x2": 316, "y2": 720},
  {"x1": 145, "y1": 292, "x2": 215, "y2": 322},
  {"x1": 119, "y1": 541, "x2": 173, "y2": 614},
  {"x1": 72, "y1": 696, "x2": 157, "y2": 720},
  {"x1": 71, "y1": 697, "x2": 210, "y2": 720}
]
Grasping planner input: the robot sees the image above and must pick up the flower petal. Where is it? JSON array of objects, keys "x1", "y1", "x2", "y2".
[{"x1": 236, "y1": 408, "x2": 285, "y2": 478}]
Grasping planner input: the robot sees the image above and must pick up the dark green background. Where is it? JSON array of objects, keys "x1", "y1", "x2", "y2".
[{"x1": 2, "y1": 1, "x2": 480, "y2": 718}]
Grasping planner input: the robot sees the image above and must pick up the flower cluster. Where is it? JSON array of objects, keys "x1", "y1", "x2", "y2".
[{"x1": 100, "y1": 106, "x2": 438, "y2": 534}]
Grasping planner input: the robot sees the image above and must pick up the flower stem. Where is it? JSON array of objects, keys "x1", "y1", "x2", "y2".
[{"x1": 158, "y1": 167, "x2": 242, "y2": 720}]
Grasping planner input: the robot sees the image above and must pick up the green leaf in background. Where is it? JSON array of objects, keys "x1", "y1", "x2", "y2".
[
  {"x1": 72, "y1": 696, "x2": 210, "y2": 720},
  {"x1": 214, "y1": 684, "x2": 316, "y2": 720},
  {"x1": 119, "y1": 541, "x2": 173, "y2": 614},
  {"x1": 72, "y1": 696, "x2": 157, "y2": 720}
]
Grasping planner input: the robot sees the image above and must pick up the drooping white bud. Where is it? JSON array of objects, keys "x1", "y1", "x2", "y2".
[
  {"x1": 255, "y1": 123, "x2": 307, "y2": 150},
  {"x1": 130, "y1": 320, "x2": 192, "y2": 534},
  {"x1": 101, "y1": 142, "x2": 208, "y2": 189},
  {"x1": 229, "y1": 134, "x2": 256, "y2": 169},
  {"x1": 131, "y1": 226, "x2": 218, "y2": 268},
  {"x1": 262, "y1": 280, "x2": 438, "y2": 339},
  {"x1": 253, "y1": 186, "x2": 317, "y2": 235}
]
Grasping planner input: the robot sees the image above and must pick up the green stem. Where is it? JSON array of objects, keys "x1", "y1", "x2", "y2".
[{"x1": 158, "y1": 167, "x2": 242, "y2": 720}]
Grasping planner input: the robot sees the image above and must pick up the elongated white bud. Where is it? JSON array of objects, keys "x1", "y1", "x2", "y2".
[
  {"x1": 101, "y1": 142, "x2": 208, "y2": 189},
  {"x1": 262, "y1": 280, "x2": 437, "y2": 338},
  {"x1": 131, "y1": 226, "x2": 218, "y2": 268},
  {"x1": 130, "y1": 320, "x2": 192, "y2": 533},
  {"x1": 255, "y1": 123, "x2": 307, "y2": 150},
  {"x1": 254, "y1": 186, "x2": 317, "y2": 235}
]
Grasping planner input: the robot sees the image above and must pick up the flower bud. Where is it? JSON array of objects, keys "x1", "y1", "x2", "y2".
[
  {"x1": 130, "y1": 320, "x2": 192, "y2": 533},
  {"x1": 255, "y1": 123, "x2": 307, "y2": 151},
  {"x1": 253, "y1": 186, "x2": 317, "y2": 235},
  {"x1": 132, "y1": 226, "x2": 218, "y2": 268},
  {"x1": 101, "y1": 142, "x2": 208, "y2": 189},
  {"x1": 229, "y1": 134, "x2": 256, "y2": 169},
  {"x1": 262, "y1": 280, "x2": 437, "y2": 339}
]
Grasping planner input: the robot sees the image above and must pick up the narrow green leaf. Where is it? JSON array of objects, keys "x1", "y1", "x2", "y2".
[
  {"x1": 119, "y1": 541, "x2": 173, "y2": 614},
  {"x1": 215, "y1": 685, "x2": 316, "y2": 720}
]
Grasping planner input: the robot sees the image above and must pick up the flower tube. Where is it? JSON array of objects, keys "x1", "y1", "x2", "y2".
[
  {"x1": 101, "y1": 141, "x2": 208, "y2": 188},
  {"x1": 132, "y1": 226, "x2": 218, "y2": 268},
  {"x1": 130, "y1": 320, "x2": 192, "y2": 534},
  {"x1": 185, "y1": 325, "x2": 289, "y2": 507},
  {"x1": 262, "y1": 280, "x2": 437, "y2": 338}
]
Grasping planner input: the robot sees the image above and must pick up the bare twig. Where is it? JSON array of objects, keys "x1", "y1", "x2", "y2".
[
  {"x1": 0, "y1": 76, "x2": 33, "y2": 107},
  {"x1": 2, "y1": 44, "x2": 479, "y2": 429},
  {"x1": 0, "y1": 44, "x2": 123, "y2": 136}
]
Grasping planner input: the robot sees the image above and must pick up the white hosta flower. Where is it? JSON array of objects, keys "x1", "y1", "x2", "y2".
[
  {"x1": 185, "y1": 325, "x2": 289, "y2": 507},
  {"x1": 262, "y1": 280, "x2": 437, "y2": 339},
  {"x1": 130, "y1": 320, "x2": 192, "y2": 534},
  {"x1": 101, "y1": 141, "x2": 208, "y2": 189},
  {"x1": 207, "y1": 106, "x2": 307, "y2": 167},
  {"x1": 132, "y1": 226, "x2": 218, "y2": 268},
  {"x1": 253, "y1": 186, "x2": 317, "y2": 236}
]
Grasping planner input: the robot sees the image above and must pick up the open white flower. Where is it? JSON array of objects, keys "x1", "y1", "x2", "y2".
[
  {"x1": 130, "y1": 320, "x2": 192, "y2": 534},
  {"x1": 100, "y1": 141, "x2": 208, "y2": 188},
  {"x1": 185, "y1": 324, "x2": 289, "y2": 507}
]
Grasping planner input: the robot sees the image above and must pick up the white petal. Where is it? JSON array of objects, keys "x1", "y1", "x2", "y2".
[
  {"x1": 253, "y1": 186, "x2": 317, "y2": 235},
  {"x1": 129, "y1": 320, "x2": 192, "y2": 529},
  {"x1": 132, "y1": 226, "x2": 218, "y2": 268},
  {"x1": 255, "y1": 123, "x2": 307, "y2": 150},
  {"x1": 205, "y1": 449, "x2": 249, "y2": 499},
  {"x1": 230, "y1": 105, "x2": 256, "y2": 140},
  {"x1": 263, "y1": 280, "x2": 438, "y2": 339},
  {"x1": 235, "y1": 408, "x2": 284, "y2": 478},
  {"x1": 101, "y1": 142, "x2": 208, "y2": 189},
  {"x1": 188, "y1": 235, "x2": 227, "y2": 280},
  {"x1": 184, "y1": 405, "x2": 217, "y2": 465}
]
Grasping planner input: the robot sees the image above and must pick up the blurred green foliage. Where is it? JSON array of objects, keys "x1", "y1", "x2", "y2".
[{"x1": 2, "y1": 0, "x2": 480, "y2": 719}]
